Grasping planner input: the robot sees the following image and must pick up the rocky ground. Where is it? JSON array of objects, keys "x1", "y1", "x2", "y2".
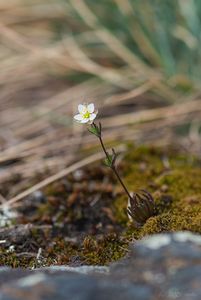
[
  {"x1": 0, "y1": 145, "x2": 201, "y2": 267},
  {"x1": 0, "y1": 145, "x2": 201, "y2": 299},
  {"x1": 0, "y1": 232, "x2": 201, "y2": 300}
]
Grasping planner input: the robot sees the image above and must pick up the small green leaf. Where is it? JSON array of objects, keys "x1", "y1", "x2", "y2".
[
  {"x1": 104, "y1": 155, "x2": 113, "y2": 167},
  {"x1": 88, "y1": 127, "x2": 99, "y2": 136}
]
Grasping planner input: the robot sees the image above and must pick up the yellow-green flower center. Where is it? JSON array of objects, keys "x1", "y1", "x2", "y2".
[{"x1": 83, "y1": 111, "x2": 90, "y2": 119}]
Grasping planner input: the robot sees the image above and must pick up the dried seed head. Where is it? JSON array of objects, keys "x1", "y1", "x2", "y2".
[{"x1": 127, "y1": 190, "x2": 155, "y2": 227}]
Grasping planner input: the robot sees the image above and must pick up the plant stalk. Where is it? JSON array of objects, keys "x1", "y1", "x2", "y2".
[{"x1": 98, "y1": 132, "x2": 133, "y2": 201}]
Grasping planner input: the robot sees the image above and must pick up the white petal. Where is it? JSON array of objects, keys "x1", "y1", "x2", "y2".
[
  {"x1": 74, "y1": 114, "x2": 83, "y2": 121},
  {"x1": 89, "y1": 113, "x2": 97, "y2": 121},
  {"x1": 78, "y1": 104, "x2": 87, "y2": 114},
  {"x1": 80, "y1": 118, "x2": 90, "y2": 124},
  {"x1": 87, "y1": 103, "x2": 95, "y2": 113}
]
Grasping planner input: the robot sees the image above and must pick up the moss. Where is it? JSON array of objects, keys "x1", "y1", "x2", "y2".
[
  {"x1": 1, "y1": 145, "x2": 201, "y2": 267},
  {"x1": 0, "y1": 250, "x2": 35, "y2": 268},
  {"x1": 112, "y1": 195, "x2": 128, "y2": 225},
  {"x1": 78, "y1": 234, "x2": 127, "y2": 265},
  {"x1": 119, "y1": 145, "x2": 201, "y2": 238}
]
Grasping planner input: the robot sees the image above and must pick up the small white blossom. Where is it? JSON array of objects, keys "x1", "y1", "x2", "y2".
[
  {"x1": 7, "y1": 245, "x2": 15, "y2": 253},
  {"x1": 74, "y1": 103, "x2": 97, "y2": 124}
]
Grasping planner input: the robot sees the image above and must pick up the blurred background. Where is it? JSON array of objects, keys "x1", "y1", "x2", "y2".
[{"x1": 0, "y1": 0, "x2": 201, "y2": 201}]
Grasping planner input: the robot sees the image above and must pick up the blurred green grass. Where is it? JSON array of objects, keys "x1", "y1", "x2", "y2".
[{"x1": 58, "y1": 0, "x2": 201, "y2": 93}]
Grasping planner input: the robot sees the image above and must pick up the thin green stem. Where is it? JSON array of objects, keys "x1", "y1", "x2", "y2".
[
  {"x1": 112, "y1": 166, "x2": 133, "y2": 201},
  {"x1": 97, "y1": 130, "x2": 133, "y2": 201},
  {"x1": 99, "y1": 134, "x2": 109, "y2": 158}
]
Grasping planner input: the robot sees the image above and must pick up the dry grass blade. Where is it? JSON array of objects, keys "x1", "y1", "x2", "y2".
[
  {"x1": 1, "y1": 145, "x2": 126, "y2": 208},
  {"x1": 104, "y1": 81, "x2": 154, "y2": 105},
  {"x1": 103, "y1": 99, "x2": 201, "y2": 128},
  {"x1": 63, "y1": 35, "x2": 130, "y2": 88}
]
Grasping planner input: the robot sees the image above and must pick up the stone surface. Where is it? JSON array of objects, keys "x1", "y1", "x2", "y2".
[{"x1": 0, "y1": 232, "x2": 201, "y2": 300}]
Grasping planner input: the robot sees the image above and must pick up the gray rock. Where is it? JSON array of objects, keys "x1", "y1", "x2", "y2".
[
  {"x1": 111, "y1": 232, "x2": 201, "y2": 299},
  {"x1": 0, "y1": 231, "x2": 201, "y2": 300},
  {"x1": 0, "y1": 273, "x2": 152, "y2": 300},
  {"x1": 40, "y1": 265, "x2": 109, "y2": 274}
]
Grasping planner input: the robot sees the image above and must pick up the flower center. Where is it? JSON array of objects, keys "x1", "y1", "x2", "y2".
[{"x1": 83, "y1": 111, "x2": 90, "y2": 119}]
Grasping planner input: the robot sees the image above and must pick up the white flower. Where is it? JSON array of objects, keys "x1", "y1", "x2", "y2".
[
  {"x1": 74, "y1": 103, "x2": 98, "y2": 124},
  {"x1": 7, "y1": 245, "x2": 15, "y2": 253}
]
